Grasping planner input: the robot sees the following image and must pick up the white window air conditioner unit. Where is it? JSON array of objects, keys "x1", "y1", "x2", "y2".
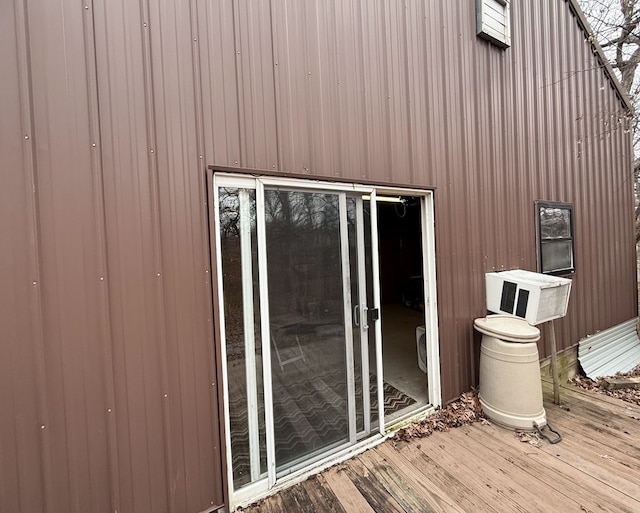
[{"x1": 485, "y1": 269, "x2": 572, "y2": 325}]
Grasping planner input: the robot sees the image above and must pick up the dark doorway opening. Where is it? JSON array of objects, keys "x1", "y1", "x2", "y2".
[{"x1": 375, "y1": 197, "x2": 430, "y2": 422}]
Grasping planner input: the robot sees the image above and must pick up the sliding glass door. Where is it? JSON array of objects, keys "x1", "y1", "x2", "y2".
[{"x1": 214, "y1": 175, "x2": 383, "y2": 500}]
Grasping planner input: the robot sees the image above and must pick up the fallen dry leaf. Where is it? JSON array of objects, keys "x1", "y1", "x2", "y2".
[
  {"x1": 571, "y1": 364, "x2": 640, "y2": 406},
  {"x1": 393, "y1": 390, "x2": 485, "y2": 442}
]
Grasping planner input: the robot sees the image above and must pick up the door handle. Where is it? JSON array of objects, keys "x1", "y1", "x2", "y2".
[
  {"x1": 361, "y1": 306, "x2": 369, "y2": 329},
  {"x1": 354, "y1": 304, "x2": 369, "y2": 329}
]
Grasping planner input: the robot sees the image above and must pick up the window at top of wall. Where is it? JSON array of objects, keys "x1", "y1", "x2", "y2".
[
  {"x1": 476, "y1": 0, "x2": 511, "y2": 49},
  {"x1": 536, "y1": 201, "x2": 575, "y2": 275}
]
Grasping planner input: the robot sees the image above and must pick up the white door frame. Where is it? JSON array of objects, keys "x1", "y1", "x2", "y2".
[{"x1": 212, "y1": 174, "x2": 441, "y2": 508}]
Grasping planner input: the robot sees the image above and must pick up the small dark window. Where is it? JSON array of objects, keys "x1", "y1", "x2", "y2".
[{"x1": 536, "y1": 201, "x2": 575, "y2": 275}]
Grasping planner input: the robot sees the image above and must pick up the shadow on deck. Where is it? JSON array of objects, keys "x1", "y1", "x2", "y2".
[{"x1": 241, "y1": 380, "x2": 640, "y2": 512}]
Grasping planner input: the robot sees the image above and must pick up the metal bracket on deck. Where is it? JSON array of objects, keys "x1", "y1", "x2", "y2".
[{"x1": 534, "y1": 422, "x2": 562, "y2": 444}]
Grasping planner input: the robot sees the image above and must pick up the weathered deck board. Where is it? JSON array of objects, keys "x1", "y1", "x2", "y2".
[
  {"x1": 241, "y1": 383, "x2": 640, "y2": 512},
  {"x1": 461, "y1": 423, "x2": 629, "y2": 513},
  {"x1": 299, "y1": 475, "x2": 347, "y2": 513}
]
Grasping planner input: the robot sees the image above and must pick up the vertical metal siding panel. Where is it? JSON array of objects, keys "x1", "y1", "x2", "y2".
[
  {"x1": 270, "y1": 0, "x2": 294, "y2": 173},
  {"x1": 80, "y1": 4, "x2": 120, "y2": 512},
  {"x1": 405, "y1": 0, "x2": 429, "y2": 186},
  {"x1": 587, "y1": 45, "x2": 604, "y2": 331},
  {"x1": 149, "y1": 0, "x2": 224, "y2": 509},
  {"x1": 334, "y1": 0, "x2": 367, "y2": 181},
  {"x1": 382, "y1": 1, "x2": 410, "y2": 185},
  {"x1": 93, "y1": 1, "x2": 167, "y2": 511},
  {"x1": 565, "y1": 9, "x2": 581, "y2": 339},
  {"x1": 498, "y1": 25, "x2": 518, "y2": 269},
  {"x1": 307, "y1": 0, "x2": 335, "y2": 178},
  {"x1": 491, "y1": 51, "x2": 508, "y2": 266},
  {"x1": 0, "y1": 3, "x2": 45, "y2": 511},
  {"x1": 353, "y1": 0, "x2": 373, "y2": 181},
  {"x1": 509, "y1": 0, "x2": 531, "y2": 272},
  {"x1": 446, "y1": 1, "x2": 472, "y2": 393},
  {"x1": 350, "y1": 0, "x2": 370, "y2": 180},
  {"x1": 190, "y1": 0, "x2": 227, "y2": 508},
  {"x1": 236, "y1": 0, "x2": 278, "y2": 171},
  {"x1": 557, "y1": 3, "x2": 571, "y2": 203},
  {"x1": 360, "y1": 1, "x2": 391, "y2": 183},
  {"x1": 25, "y1": 0, "x2": 112, "y2": 511},
  {"x1": 521, "y1": 2, "x2": 540, "y2": 208},
  {"x1": 463, "y1": 2, "x2": 485, "y2": 386},
  {"x1": 312, "y1": 1, "x2": 332, "y2": 176},
  {"x1": 271, "y1": 0, "x2": 312, "y2": 174},
  {"x1": 147, "y1": 1, "x2": 190, "y2": 510},
  {"x1": 199, "y1": 0, "x2": 241, "y2": 167},
  {"x1": 428, "y1": 0, "x2": 455, "y2": 398},
  {"x1": 458, "y1": 0, "x2": 484, "y2": 387},
  {"x1": 541, "y1": 0, "x2": 556, "y2": 203}
]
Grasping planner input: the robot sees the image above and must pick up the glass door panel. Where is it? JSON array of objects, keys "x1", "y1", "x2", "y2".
[
  {"x1": 263, "y1": 189, "x2": 351, "y2": 470},
  {"x1": 215, "y1": 176, "x2": 383, "y2": 501},
  {"x1": 218, "y1": 187, "x2": 267, "y2": 489}
]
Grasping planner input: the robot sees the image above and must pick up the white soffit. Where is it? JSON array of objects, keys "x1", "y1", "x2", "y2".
[{"x1": 578, "y1": 318, "x2": 640, "y2": 379}]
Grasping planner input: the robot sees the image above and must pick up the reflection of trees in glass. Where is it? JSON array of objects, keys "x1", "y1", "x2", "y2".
[
  {"x1": 264, "y1": 190, "x2": 343, "y2": 319},
  {"x1": 219, "y1": 187, "x2": 258, "y2": 238},
  {"x1": 264, "y1": 190, "x2": 340, "y2": 230},
  {"x1": 219, "y1": 187, "x2": 259, "y2": 358},
  {"x1": 539, "y1": 207, "x2": 571, "y2": 239}
]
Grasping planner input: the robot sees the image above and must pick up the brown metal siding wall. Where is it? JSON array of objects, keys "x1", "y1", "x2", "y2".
[
  {"x1": 202, "y1": 0, "x2": 636, "y2": 400},
  {"x1": 1, "y1": 1, "x2": 636, "y2": 510},
  {"x1": 2, "y1": 1, "x2": 223, "y2": 512}
]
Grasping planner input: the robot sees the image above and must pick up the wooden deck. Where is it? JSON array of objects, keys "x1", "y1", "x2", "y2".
[{"x1": 241, "y1": 381, "x2": 640, "y2": 512}]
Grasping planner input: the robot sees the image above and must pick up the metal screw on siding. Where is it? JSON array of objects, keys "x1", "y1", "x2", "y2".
[
  {"x1": 234, "y1": 160, "x2": 238, "y2": 164},
  {"x1": 40, "y1": 425, "x2": 45, "y2": 430},
  {"x1": 143, "y1": 23, "x2": 148, "y2": 28},
  {"x1": 100, "y1": 276, "x2": 104, "y2": 281},
  {"x1": 156, "y1": 272, "x2": 161, "y2": 277},
  {"x1": 92, "y1": 143, "x2": 96, "y2": 147},
  {"x1": 108, "y1": 409, "x2": 112, "y2": 413},
  {"x1": 193, "y1": 38, "x2": 197, "y2": 42},
  {"x1": 24, "y1": 135, "x2": 29, "y2": 140},
  {"x1": 199, "y1": 155, "x2": 203, "y2": 159},
  {"x1": 84, "y1": 5, "x2": 89, "y2": 9},
  {"x1": 272, "y1": 164, "x2": 276, "y2": 168},
  {"x1": 150, "y1": 149, "x2": 154, "y2": 153},
  {"x1": 32, "y1": 281, "x2": 37, "y2": 286},
  {"x1": 164, "y1": 394, "x2": 168, "y2": 398}
]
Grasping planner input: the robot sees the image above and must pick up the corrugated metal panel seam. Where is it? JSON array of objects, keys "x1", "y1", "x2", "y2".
[
  {"x1": 14, "y1": 0, "x2": 54, "y2": 511},
  {"x1": 140, "y1": 0, "x2": 176, "y2": 508},
  {"x1": 80, "y1": 2, "x2": 120, "y2": 511}
]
